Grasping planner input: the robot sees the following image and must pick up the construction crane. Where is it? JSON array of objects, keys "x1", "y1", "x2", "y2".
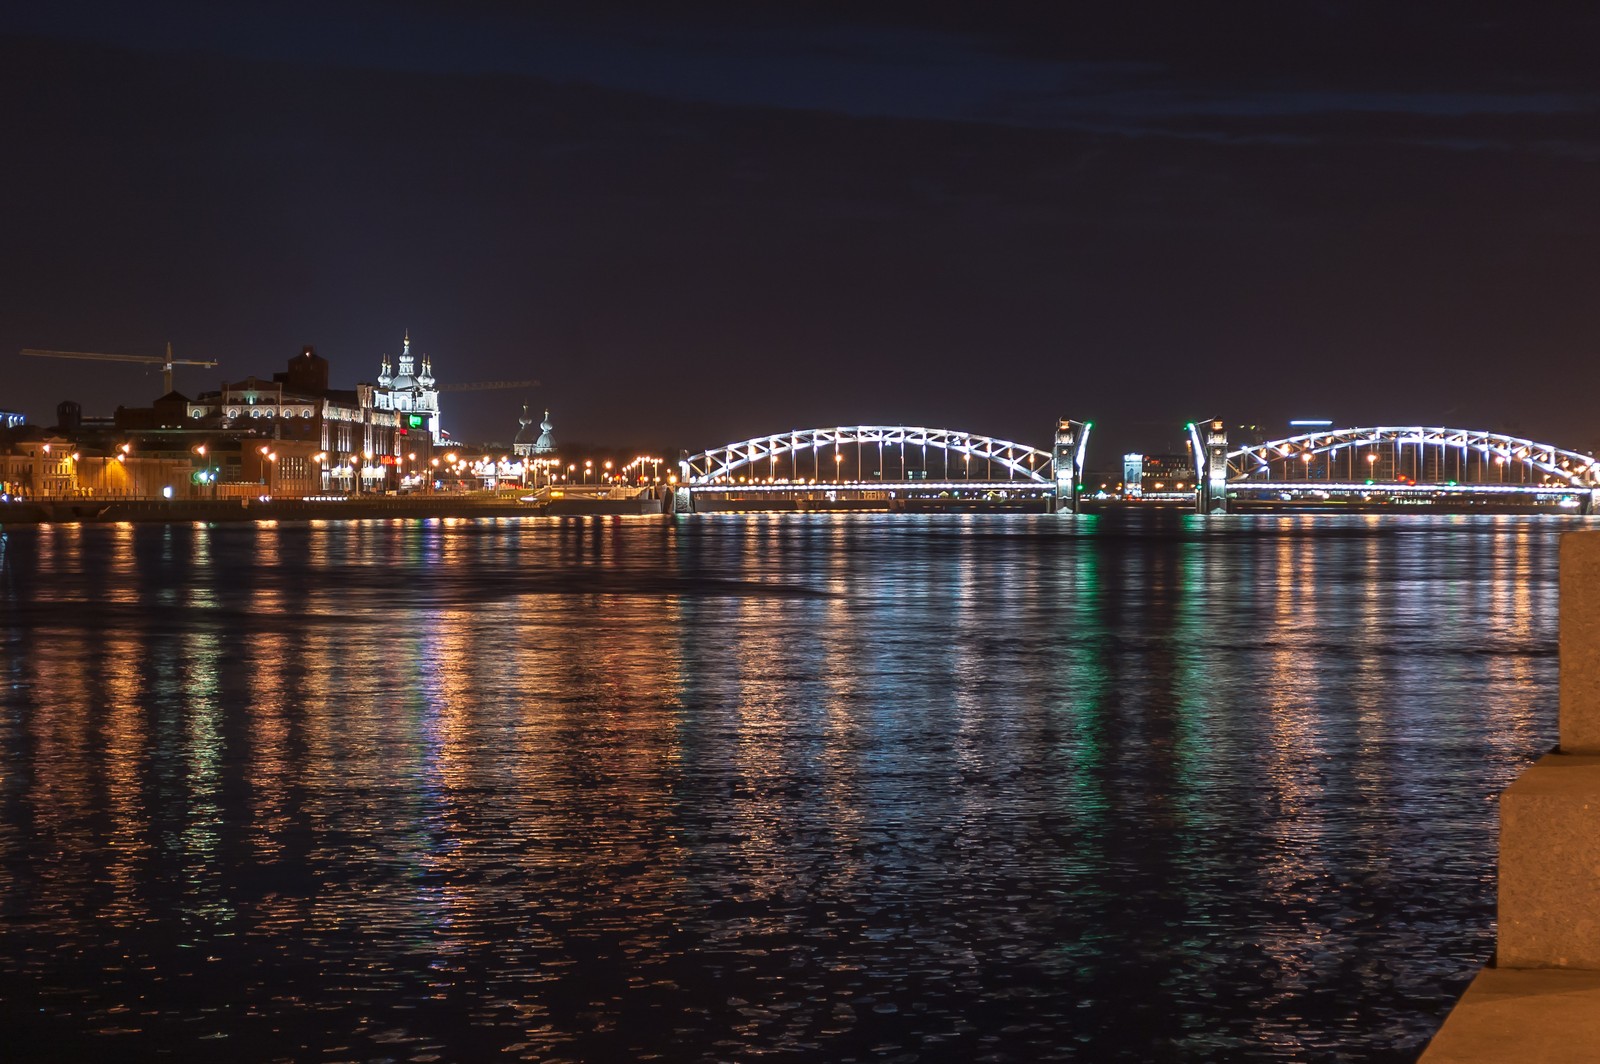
[
  {"x1": 21, "y1": 343, "x2": 219, "y2": 395},
  {"x1": 437, "y1": 379, "x2": 539, "y2": 392}
]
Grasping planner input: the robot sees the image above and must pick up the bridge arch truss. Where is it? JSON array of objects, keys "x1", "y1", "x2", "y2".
[
  {"x1": 1228, "y1": 426, "x2": 1600, "y2": 491},
  {"x1": 682, "y1": 426, "x2": 1055, "y2": 485}
]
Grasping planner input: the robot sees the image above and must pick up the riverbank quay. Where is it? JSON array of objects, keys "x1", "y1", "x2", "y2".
[
  {"x1": 1422, "y1": 531, "x2": 1600, "y2": 1062},
  {"x1": 0, "y1": 494, "x2": 548, "y2": 524}
]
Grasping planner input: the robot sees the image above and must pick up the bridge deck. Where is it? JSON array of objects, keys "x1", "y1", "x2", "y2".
[
  {"x1": 685, "y1": 479, "x2": 1051, "y2": 493},
  {"x1": 1230, "y1": 480, "x2": 1590, "y2": 497}
]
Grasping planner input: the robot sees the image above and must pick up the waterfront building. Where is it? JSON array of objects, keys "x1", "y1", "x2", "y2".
[
  {"x1": 5, "y1": 335, "x2": 457, "y2": 499},
  {"x1": 0, "y1": 429, "x2": 209, "y2": 501},
  {"x1": 0, "y1": 435, "x2": 74, "y2": 498},
  {"x1": 1123, "y1": 453, "x2": 1195, "y2": 495},
  {"x1": 1123, "y1": 453, "x2": 1145, "y2": 498},
  {"x1": 173, "y1": 344, "x2": 414, "y2": 494},
  {"x1": 0, "y1": 401, "x2": 213, "y2": 500}
]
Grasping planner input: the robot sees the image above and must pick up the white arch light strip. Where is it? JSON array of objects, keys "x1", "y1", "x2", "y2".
[
  {"x1": 683, "y1": 426, "x2": 1055, "y2": 484},
  {"x1": 1229, "y1": 426, "x2": 1600, "y2": 488}
]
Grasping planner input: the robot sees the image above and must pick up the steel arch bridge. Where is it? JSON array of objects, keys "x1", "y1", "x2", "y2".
[
  {"x1": 1207, "y1": 425, "x2": 1600, "y2": 510},
  {"x1": 681, "y1": 425, "x2": 1058, "y2": 486}
]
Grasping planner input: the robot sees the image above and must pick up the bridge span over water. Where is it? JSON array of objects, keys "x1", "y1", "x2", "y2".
[
  {"x1": 676, "y1": 421, "x2": 1090, "y2": 513},
  {"x1": 675, "y1": 420, "x2": 1600, "y2": 514}
]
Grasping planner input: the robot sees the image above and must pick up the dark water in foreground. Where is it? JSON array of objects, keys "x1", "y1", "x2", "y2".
[{"x1": 0, "y1": 512, "x2": 1569, "y2": 1062}]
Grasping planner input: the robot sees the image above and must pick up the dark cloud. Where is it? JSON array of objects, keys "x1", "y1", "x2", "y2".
[{"x1": 10, "y1": 2, "x2": 1600, "y2": 135}]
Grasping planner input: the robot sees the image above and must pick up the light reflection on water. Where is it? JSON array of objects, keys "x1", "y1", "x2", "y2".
[{"x1": 0, "y1": 512, "x2": 1567, "y2": 1061}]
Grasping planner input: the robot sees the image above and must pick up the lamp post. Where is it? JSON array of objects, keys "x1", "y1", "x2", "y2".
[
  {"x1": 834, "y1": 452, "x2": 844, "y2": 484},
  {"x1": 194, "y1": 443, "x2": 214, "y2": 500}
]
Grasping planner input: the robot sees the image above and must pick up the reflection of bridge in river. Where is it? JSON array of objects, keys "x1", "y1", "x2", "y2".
[{"x1": 675, "y1": 421, "x2": 1600, "y2": 514}]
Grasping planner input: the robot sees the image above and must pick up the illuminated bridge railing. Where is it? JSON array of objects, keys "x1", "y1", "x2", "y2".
[
  {"x1": 683, "y1": 479, "x2": 1053, "y2": 495},
  {"x1": 1226, "y1": 427, "x2": 1600, "y2": 493},
  {"x1": 682, "y1": 426, "x2": 1054, "y2": 486}
]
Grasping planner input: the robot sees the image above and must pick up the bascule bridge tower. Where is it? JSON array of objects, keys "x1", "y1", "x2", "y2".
[
  {"x1": 1052, "y1": 418, "x2": 1092, "y2": 513},
  {"x1": 1188, "y1": 419, "x2": 1229, "y2": 513}
]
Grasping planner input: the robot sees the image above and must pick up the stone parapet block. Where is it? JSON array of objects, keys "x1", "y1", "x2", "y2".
[
  {"x1": 1497, "y1": 752, "x2": 1600, "y2": 969},
  {"x1": 1561, "y1": 531, "x2": 1600, "y2": 753},
  {"x1": 1420, "y1": 966, "x2": 1600, "y2": 1062}
]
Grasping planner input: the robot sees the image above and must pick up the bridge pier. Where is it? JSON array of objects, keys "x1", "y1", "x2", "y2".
[{"x1": 1052, "y1": 418, "x2": 1091, "y2": 514}]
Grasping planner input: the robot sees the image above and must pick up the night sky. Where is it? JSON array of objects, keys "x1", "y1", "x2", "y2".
[{"x1": 4, "y1": 2, "x2": 1599, "y2": 461}]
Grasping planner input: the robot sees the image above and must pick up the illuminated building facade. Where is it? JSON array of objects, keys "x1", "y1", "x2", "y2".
[
  {"x1": 1132, "y1": 453, "x2": 1195, "y2": 495},
  {"x1": 375, "y1": 332, "x2": 442, "y2": 446}
]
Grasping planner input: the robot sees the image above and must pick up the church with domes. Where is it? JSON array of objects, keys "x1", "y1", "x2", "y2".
[
  {"x1": 514, "y1": 405, "x2": 557, "y2": 458},
  {"x1": 374, "y1": 331, "x2": 442, "y2": 444}
]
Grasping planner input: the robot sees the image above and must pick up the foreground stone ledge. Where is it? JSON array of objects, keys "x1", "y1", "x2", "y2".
[
  {"x1": 1498, "y1": 753, "x2": 1600, "y2": 970},
  {"x1": 1421, "y1": 967, "x2": 1600, "y2": 1062},
  {"x1": 1561, "y1": 532, "x2": 1600, "y2": 754}
]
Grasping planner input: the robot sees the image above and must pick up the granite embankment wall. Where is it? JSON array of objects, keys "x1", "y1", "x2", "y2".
[
  {"x1": 1421, "y1": 531, "x2": 1600, "y2": 1062},
  {"x1": 0, "y1": 497, "x2": 548, "y2": 524}
]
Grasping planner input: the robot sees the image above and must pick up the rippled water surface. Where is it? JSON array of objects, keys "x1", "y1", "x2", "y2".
[{"x1": 0, "y1": 512, "x2": 1572, "y2": 1061}]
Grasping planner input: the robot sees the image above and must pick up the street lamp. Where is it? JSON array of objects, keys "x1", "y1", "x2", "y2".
[{"x1": 834, "y1": 452, "x2": 844, "y2": 483}]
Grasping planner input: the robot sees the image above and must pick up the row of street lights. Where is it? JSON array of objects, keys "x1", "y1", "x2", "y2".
[{"x1": 177, "y1": 440, "x2": 675, "y2": 496}]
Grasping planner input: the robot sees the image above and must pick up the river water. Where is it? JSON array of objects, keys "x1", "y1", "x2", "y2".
[{"x1": 0, "y1": 512, "x2": 1570, "y2": 1061}]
